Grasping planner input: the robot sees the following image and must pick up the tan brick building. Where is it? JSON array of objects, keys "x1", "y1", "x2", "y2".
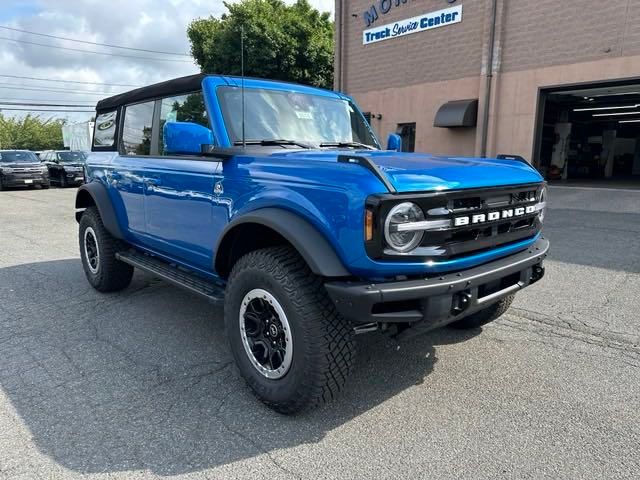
[{"x1": 335, "y1": 0, "x2": 640, "y2": 182}]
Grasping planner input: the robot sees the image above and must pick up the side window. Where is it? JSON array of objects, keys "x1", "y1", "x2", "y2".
[
  {"x1": 158, "y1": 92, "x2": 208, "y2": 155},
  {"x1": 122, "y1": 101, "x2": 155, "y2": 155},
  {"x1": 94, "y1": 111, "x2": 118, "y2": 148}
]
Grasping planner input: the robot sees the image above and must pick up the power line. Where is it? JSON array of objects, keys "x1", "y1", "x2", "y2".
[
  {"x1": 0, "y1": 107, "x2": 94, "y2": 112},
  {"x1": 0, "y1": 101, "x2": 96, "y2": 107},
  {"x1": 0, "y1": 98, "x2": 96, "y2": 104},
  {"x1": 0, "y1": 83, "x2": 121, "y2": 95},
  {"x1": 0, "y1": 36, "x2": 194, "y2": 63},
  {"x1": 0, "y1": 25, "x2": 191, "y2": 56},
  {"x1": 0, "y1": 74, "x2": 140, "y2": 87}
]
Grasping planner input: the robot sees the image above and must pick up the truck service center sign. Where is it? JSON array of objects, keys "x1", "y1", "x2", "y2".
[{"x1": 363, "y1": 4, "x2": 462, "y2": 45}]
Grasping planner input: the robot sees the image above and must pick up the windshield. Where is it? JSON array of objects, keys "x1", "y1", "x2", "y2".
[
  {"x1": 58, "y1": 152, "x2": 86, "y2": 163},
  {"x1": 0, "y1": 151, "x2": 39, "y2": 163},
  {"x1": 217, "y1": 87, "x2": 379, "y2": 149}
]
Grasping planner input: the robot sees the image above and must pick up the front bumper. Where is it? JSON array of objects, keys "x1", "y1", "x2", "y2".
[
  {"x1": 1, "y1": 174, "x2": 49, "y2": 187},
  {"x1": 63, "y1": 171, "x2": 85, "y2": 185},
  {"x1": 325, "y1": 237, "x2": 549, "y2": 329}
]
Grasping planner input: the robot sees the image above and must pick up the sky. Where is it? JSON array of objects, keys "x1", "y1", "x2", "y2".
[{"x1": 0, "y1": 0, "x2": 335, "y2": 123}]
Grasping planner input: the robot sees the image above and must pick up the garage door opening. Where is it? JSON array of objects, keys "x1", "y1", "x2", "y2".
[{"x1": 535, "y1": 81, "x2": 640, "y2": 187}]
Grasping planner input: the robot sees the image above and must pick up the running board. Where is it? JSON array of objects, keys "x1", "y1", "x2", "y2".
[{"x1": 116, "y1": 250, "x2": 225, "y2": 305}]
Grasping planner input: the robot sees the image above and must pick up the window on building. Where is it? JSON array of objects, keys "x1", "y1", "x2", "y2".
[
  {"x1": 93, "y1": 110, "x2": 118, "y2": 149},
  {"x1": 396, "y1": 123, "x2": 416, "y2": 152},
  {"x1": 122, "y1": 101, "x2": 155, "y2": 155},
  {"x1": 158, "y1": 92, "x2": 209, "y2": 155}
]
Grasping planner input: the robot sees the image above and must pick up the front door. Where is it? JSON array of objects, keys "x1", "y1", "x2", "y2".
[
  {"x1": 139, "y1": 92, "x2": 220, "y2": 271},
  {"x1": 142, "y1": 157, "x2": 220, "y2": 270}
]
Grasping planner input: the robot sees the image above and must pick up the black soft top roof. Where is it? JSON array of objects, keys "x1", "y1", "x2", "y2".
[{"x1": 96, "y1": 73, "x2": 207, "y2": 112}]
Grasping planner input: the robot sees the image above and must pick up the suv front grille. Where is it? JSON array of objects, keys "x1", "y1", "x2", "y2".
[{"x1": 366, "y1": 183, "x2": 545, "y2": 262}]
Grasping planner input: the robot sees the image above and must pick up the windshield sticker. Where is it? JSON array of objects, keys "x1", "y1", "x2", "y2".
[{"x1": 295, "y1": 111, "x2": 314, "y2": 120}]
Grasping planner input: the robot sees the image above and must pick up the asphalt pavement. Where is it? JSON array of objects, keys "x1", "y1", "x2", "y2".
[{"x1": 0, "y1": 185, "x2": 638, "y2": 479}]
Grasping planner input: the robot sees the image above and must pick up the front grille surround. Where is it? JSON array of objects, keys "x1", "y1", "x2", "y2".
[{"x1": 365, "y1": 183, "x2": 545, "y2": 262}]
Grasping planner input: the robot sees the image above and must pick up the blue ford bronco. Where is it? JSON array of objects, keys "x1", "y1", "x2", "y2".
[{"x1": 76, "y1": 74, "x2": 548, "y2": 413}]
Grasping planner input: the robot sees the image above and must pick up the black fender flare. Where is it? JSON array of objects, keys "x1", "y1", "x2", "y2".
[
  {"x1": 215, "y1": 208, "x2": 351, "y2": 278},
  {"x1": 75, "y1": 182, "x2": 124, "y2": 239}
]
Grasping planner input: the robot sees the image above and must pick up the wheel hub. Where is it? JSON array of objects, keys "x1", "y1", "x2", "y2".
[
  {"x1": 239, "y1": 289, "x2": 293, "y2": 379},
  {"x1": 83, "y1": 227, "x2": 100, "y2": 274}
]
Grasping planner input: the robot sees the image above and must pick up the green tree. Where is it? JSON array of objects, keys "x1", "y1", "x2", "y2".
[
  {"x1": 187, "y1": 0, "x2": 334, "y2": 89},
  {"x1": 0, "y1": 114, "x2": 65, "y2": 150}
]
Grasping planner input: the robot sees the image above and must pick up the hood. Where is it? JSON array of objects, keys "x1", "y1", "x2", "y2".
[
  {"x1": 275, "y1": 150, "x2": 543, "y2": 193},
  {"x1": 0, "y1": 162, "x2": 41, "y2": 168}
]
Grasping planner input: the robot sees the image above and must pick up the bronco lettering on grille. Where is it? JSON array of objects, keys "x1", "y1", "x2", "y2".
[{"x1": 454, "y1": 206, "x2": 537, "y2": 227}]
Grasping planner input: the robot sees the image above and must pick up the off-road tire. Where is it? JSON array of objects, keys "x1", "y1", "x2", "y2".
[
  {"x1": 0, "y1": 179, "x2": 5, "y2": 191},
  {"x1": 449, "y1": 294, "x2": 515, "y2": 329},
  {"x1": 79, "y1": 207, "x2": 133, "y2": 292},
  {"x1": 41, "y1": 182, "x2": 50, "y2": 189},
  {"x1": 225, "y1": 246, "x2": 356, "y2": 414}
]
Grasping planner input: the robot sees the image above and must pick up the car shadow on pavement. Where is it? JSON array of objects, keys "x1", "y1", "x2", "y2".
[{"x1": 0, "y1": 259, "x2": 480, "y2": 476}]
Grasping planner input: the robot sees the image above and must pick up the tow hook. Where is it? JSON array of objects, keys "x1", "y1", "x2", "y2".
[
  {"x1": 451, "y1": 291, "x2": 473, "y2": 315},
  {"x1": 531, "y1": 264, "x2": 545, "y2": 284}
]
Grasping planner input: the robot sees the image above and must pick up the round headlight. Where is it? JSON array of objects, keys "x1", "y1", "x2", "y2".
[
  {"x1": 539, "y1": 186, "x2": 547, "y2": 223},
  {"x1": 384, "y1": 202, "x2": 425, "y2": 252}
]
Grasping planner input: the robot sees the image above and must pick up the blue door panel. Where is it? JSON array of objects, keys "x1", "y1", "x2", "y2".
[
  {"x1": 108, "y1": 156, "x2": 147, "y2": 236},
  {"x1": 142, "y1": 157, "x2": 220, "y2": 269}
]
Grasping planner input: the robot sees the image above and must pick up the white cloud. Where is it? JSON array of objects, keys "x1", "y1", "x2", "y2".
[{"x1": 0, "y1": 0, "x2": 334, "y2": 122}]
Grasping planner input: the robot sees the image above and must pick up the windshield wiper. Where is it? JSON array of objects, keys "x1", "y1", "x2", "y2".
[
  {"x1": 319, "y1": 141, "x2": 376, "y2": 150},
  {"x1": 234, "y1": 139, "x2": 313, "y2": 149}
]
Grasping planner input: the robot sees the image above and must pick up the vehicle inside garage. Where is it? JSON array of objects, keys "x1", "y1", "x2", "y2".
[{"x1": 536, "y1": 82, "x2": 640, "y2": 186}]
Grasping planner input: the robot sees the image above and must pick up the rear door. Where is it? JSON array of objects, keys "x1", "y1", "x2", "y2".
[{"x1": 112, "y1": 101, "x2": 154, "y2": 236}]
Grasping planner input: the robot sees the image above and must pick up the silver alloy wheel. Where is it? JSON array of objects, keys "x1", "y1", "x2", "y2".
[
  {"x1": 239, "y1": 288, "x2": 293, "y2": 379},
  {"x1": 83, "y1": 226, "x2": 100, "y2": 274}
]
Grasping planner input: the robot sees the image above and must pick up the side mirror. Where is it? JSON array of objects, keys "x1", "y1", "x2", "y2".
[
  {"x1": 386, "y1": 133, "x2": 402, "y2": 152},
  {"x1": 164, "y1": 121, "x2": 214, "y2": 155}
]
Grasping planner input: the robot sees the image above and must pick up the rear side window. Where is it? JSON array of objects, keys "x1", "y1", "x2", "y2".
[
  {"x1": 94, "y1": 111, "x2": 118, "y2": 148},
  {"x1": 122, "y1": 101, "x2": 154, "y2": 155},
  {"x1": 158, "y1": 92, "x2": 208, "y2": 155}
]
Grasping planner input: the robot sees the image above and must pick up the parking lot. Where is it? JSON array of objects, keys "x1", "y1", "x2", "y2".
[{"x1": 0, "y1": 185, "x2": 639, "y2": 479}]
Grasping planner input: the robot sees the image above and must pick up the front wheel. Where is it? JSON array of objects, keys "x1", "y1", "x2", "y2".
[
  {"x1": 449, "y1": 294, "x2": 515, "y2": 329},
  {"x1": 224, "y1": 247, "x2": 356, "y2": 414},
  {"x1": 79, "y1": 207, "x2": 133, "y2": 292}
]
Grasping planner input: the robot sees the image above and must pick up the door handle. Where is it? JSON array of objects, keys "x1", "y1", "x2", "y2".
[{"x1": 145, "y1": 177, "x2": 161, "y2": 186}]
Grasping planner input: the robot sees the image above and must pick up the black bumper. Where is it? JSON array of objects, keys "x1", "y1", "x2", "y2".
[
  {"x1": 325, "y1": 238, "x2": 549, "y2": 329},
  {"x1": 1, "y1": 174, "x2": 48, "y2": 187}
]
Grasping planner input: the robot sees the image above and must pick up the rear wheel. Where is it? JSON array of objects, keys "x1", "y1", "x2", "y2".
[
  {"x1": 449, "y1": 294, "x2": 515, "y2": 329},
  {"x1": 224, "y1": 246, "x2": 356, "y2": 414},
  {"x1": 79, "y1": 207, "x2": 133, "y2": 292}
]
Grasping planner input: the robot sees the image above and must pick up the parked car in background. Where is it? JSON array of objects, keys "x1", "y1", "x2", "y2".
[
  {"x1": 0, "y1": 150, "x2": 49, "y2": 190},
  {"x1": 41, "y1": 151, "x2": 86, "y2": 187}
]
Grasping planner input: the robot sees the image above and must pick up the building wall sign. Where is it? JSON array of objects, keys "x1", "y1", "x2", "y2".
[{"x1": 363, "y1": 5, "x2": 462, "y2": 45}]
